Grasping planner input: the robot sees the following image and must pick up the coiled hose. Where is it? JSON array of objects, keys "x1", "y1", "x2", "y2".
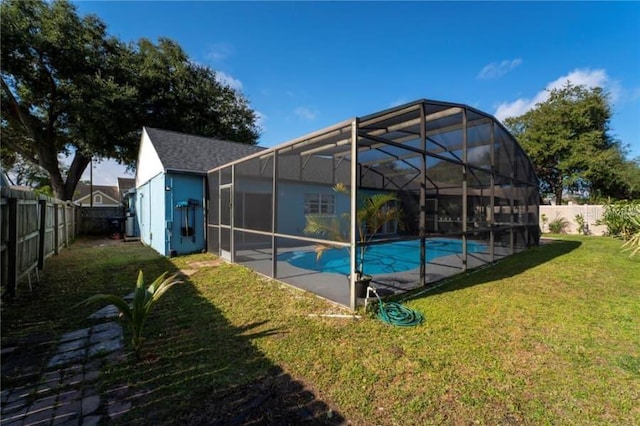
[{"x1": 370, "y1": 288, "x2": 423, "y2": 327}]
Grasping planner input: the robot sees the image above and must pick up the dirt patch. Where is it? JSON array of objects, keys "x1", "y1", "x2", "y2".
[{"x1": 187, "y1": 259, "x2": 223, "y2": 269}]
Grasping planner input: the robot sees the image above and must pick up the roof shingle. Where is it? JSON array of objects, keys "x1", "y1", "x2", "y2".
[{"x1": 144, "y1": 127, "x2": 265, "y2": 173}]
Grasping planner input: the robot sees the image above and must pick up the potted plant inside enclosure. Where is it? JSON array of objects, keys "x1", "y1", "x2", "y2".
[{"x1": 304, "y1": 183, "x2": 403, "y2": 298}]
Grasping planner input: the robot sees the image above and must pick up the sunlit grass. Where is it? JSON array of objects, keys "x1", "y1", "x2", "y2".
[{"x1": 2, "y1": 235, "x2": 638, "y2": 424}]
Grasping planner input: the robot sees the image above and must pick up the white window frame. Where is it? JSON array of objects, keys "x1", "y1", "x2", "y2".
[
  {"x1": 304, "y1": 193, "x2": 335, "y2": 215},
  {"x1": 93, "y1": 194, "x2": 103, "y2": 204}
]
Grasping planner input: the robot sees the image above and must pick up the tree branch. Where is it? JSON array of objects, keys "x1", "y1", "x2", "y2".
[
  {"x1": 0, "y1": 136, "x2": 39, "y2": 165},
  {"x1": 0, "y1": 76, "x2": 41, "y2": 143}
]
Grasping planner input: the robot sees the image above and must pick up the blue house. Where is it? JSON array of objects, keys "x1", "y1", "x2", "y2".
[{"x1": 134, "y1": 127, "x2": 264, "y2": 256}]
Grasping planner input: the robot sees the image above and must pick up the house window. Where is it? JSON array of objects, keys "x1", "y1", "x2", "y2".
[
  {"x1": 304, "y1": 193, "x2": 335, "y2": 214},
  {"x1": 93, "y1": 194, "x2": 103, "y2": 204}
]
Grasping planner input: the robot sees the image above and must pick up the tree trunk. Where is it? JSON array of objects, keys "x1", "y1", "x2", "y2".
[
  {"x1": 37, "y1": 139, "x2": 90, "y2": 201},
  {"x1": 555, "y1": 182, "x2": 563, "y2": 205},
  {"x1": 63, "y1": 153, "x2": 91, "y2": 201}
]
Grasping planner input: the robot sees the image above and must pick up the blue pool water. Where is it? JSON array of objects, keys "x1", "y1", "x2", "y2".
[{"x1": 279, "y1": 238, "x2": 487, "y2": 275}]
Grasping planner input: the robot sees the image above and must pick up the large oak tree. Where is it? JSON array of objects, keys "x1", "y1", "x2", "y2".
[
  {"x1": 504, "y1": 83, "x2": 638, "y2": 204},
  {"x1": 1, "y1": 0, "x2": 259, "y2": 200}
]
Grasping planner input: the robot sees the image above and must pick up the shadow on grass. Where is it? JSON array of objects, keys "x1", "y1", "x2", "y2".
[
  {"x1": 404, "y1": 239, "x2": 582, "y2": 301},
  {"x1": 1, "y1": 238, "x2": 344, "y2": 424},
  {"x1": 105, "y1": 264, "x2": 344, "y2": 424}
]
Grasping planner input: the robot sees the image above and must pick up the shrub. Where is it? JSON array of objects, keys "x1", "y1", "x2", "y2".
[
  {"x1": 575, "y1": 214, "x2": 588, "y2": 235},
  {"x1": 540, "y1": 213, "x2": 548, "y2": 233},
  {"x1": 598, "y1": 200, "x2": 640, "y2": 239},
  {"x1": 548, "y1": 215, "x2": 570, "y2": 234},
  {"x1": 622, "y1": 216, "x2": 640, "y2": 258}
]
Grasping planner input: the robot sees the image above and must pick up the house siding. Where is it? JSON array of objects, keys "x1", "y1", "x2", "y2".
[
  {"x1": 136, "y1": 172, "x2": 166, "y2": 255},
  {"x1": 276, "y1": 182, "x2": 350, "y2": 237},
  {"x1": 136, "y1": 129, "x2": 164, "y2": 187}
]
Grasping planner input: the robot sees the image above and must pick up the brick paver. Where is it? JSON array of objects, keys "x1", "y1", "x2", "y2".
[{"x1": 1, "y1": 308, "x2": 125, "y2": 425}]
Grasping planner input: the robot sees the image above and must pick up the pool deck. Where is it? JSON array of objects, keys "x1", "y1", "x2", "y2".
[{"x1": 234, "y1": 244, "x2": 513, "y2": 307}]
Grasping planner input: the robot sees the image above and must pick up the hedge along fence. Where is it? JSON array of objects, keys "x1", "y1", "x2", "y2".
[{"x1": 1, "y1": 187, "x2": 79, "y2": 297}]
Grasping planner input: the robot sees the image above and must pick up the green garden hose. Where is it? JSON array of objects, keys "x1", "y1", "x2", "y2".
[{"x1": 370, "y1": 287, "x2": 423, "y2": 327}]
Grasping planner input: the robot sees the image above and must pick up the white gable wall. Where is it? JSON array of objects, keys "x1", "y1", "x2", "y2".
[
  {"x1": 74, "y1": 190, "x2": 122, "y2": 207},
  {"x1": 135, "y1": 128, "x2": 164, "y2": 187}
]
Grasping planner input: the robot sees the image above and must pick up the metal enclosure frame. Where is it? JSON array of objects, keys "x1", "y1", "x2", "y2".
[{"x1": 206, "y1": 100, "x2": 540, "y2": 310}]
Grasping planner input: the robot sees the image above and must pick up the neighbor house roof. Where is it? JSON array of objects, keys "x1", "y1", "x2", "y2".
[
  {"x1": 73, "y1": 184, "x2": 121, "y2": 205},
  {"x1": 144, "y1": 127, "x2": 265, "y2": 173}
]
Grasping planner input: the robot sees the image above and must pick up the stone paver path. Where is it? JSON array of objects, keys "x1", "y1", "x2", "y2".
[
  {"x1": 1, "y1": 311, "x2": 127, "y2": 425},
  {"x1": 2, "y1": 261, "x2": 222, "y2": 425}
]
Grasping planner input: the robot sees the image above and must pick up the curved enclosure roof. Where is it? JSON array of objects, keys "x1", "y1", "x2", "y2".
[{"x1": 210, "y1": 99, "x2": 538, "y2": 191}]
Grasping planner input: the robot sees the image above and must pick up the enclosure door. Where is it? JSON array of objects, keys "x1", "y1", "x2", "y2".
[{"x1": 220, "y1": 185, "x2": 232, "y2": 261}]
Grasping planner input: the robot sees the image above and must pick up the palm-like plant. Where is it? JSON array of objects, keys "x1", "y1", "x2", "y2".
[
  {"x1": 622, "y1": 215, "x2": 640, "y2": 258},
  {"x1": 77, "y1": 270, "x2": 181, "y2": 356},
  {"x1": 304, "y1": 185, "x2": 402, "y2": 279}
]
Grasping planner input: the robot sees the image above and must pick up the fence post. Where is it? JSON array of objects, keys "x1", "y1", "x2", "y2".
[
  {"x1": 38, "y1": 199, "x2": 47, "y2": 270},
  {"x1": 74, "y1": 206, "x2": 78, "y2": 237},
  {"x1": 54, "y1": 203, "x2": 60, "y2": 255},
  {"x1": 7, "y1": 197, "x2": 18, "y2": 297},
  {"x1": 63, "y1": 204, "x2": 68, "y2": 247}
]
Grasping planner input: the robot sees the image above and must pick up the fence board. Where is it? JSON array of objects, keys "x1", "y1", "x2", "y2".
[{"x1": 1, "y1": 187, "x2": 79, "y2": 296}]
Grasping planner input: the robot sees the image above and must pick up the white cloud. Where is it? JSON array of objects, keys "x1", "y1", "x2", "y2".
[
  {"x1": 206, "y1": 42, "x2": 234, "y2": 62},
  {"x1": 494, "y1": 68, "x2": 614, "y2": 121},
  {"x1": 294, "y1": 106, "x2": 317, "y2": 120},
  {"x1": 82, "y1": 159, "x2": 133, "y2": 186},
  {"x1": 477, "y1": 58, "x2": 523, "y2": 80},
  {"x1": 215, "y1": 71, "x2": 243, "y2": 91}
]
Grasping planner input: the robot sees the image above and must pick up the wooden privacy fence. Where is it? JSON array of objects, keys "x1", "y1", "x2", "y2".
[{"x1": 1, "y1": 187, "x2": 79, "y2": 297}]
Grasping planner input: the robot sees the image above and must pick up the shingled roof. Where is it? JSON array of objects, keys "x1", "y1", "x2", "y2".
[
  {"x1": 73, "y1": 183, "x2": 121, "y2": 202},
  {"x1": 145, "y1": 127, "x2": 265, "y2": 173}
]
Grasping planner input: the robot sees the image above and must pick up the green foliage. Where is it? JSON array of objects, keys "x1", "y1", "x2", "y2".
[
  {"x1": 1, "y1": 0, "x2": 259, "y2": 200},
  {"x1": 504, "y1": 83, "x2": 638, "y2": 203},
  {"x1": 621, "y1": 216, "x2": 640, "y2": 258},
  {"x1": 540, "y1": 213, "x2": 548, "y2": 233},
  {"x1": 78, "y1": 270, "x2": 181, "y2": 356},
  {"x1": 598, "y1": 200, "x2": 640, "y2": 239},
  {"x1": 575, "y1": 214, "x2": 587, "y2": 235},
  {"x1": 548, "y1": 215, "x2": 570, "y2": 234},
  {"x1": 304, "y1": 186, "x2": 402, "y2": 277}
]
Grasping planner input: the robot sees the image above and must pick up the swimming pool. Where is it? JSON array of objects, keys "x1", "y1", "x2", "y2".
[{"x1": 279, "y1": 238, "x2": 487, "y2": 275}]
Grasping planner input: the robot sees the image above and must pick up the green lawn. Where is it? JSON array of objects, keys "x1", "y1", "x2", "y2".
[{"x1": 2, "y1": 235, "x2": 639, "y2": 424}]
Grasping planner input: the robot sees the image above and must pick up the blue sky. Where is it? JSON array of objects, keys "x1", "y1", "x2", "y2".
[{"x1": 72, "y1": 1, "x2": 640, "y2": 184}]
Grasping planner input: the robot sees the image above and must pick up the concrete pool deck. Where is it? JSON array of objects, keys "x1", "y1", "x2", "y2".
[{"x1": 234, "y1": 244, "x2": 513, "y2": 307}]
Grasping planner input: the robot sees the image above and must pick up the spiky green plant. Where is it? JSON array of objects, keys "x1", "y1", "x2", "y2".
[
  {"x1": 548, "y1": 215, "x2": 570, "y2": 234},
  {"x1": 304, "y1": 186, "x2": 402, "y2": 278},
  {"x1": 78, "y1": 270, "x2": 181, "y2": 356},
  {"x1": 598, "y1": 200, "x2": 640, "y2": 239},
  {"x1": 621, "y1": 215, "x2": 640, "y2": 258}
]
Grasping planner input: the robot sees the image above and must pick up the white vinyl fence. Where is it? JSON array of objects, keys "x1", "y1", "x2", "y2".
[{"x1": 539, "y1": 204, "x2": 607, "y2": 235}]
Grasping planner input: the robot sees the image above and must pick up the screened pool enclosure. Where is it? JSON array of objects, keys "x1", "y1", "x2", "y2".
[{"x1": 207, "y1": 100, "x2": 539, "y2": 309}]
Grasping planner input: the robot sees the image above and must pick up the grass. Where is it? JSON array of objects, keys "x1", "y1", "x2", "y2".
[{"x1": 2, "y1": 235, "x2": 639, "y2": 424}]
